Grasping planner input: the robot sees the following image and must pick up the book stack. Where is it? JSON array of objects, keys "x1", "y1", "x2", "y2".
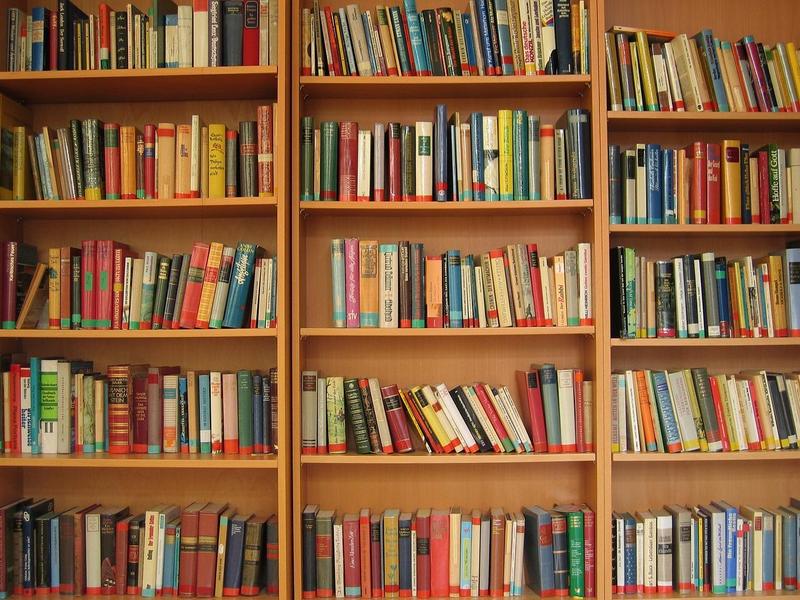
[
  {"x1": 331, "y1": 239, "x2": 592, "y2": 329},
  {"x1": 5, "y1": 0, "x2": 278, "y2": 71},
  {"x1": 0, "y1": 498, "x2": 279, "y2": 598},
  {"x1": 13, "y1": 239, "x2": 278, "y2": 331},
  {"x1": 610, "y1": 245, "x2": 800, "y2": 339},
  {"x1": 302, "y1": 1, "x2": 590, "y2": 78},
  {"x1": 300, "y1": 366, "x2": 592, "y2": 455},
  {"x1": 301, "y1": 503, "x2": 595, "y2": 598},
  {"x1": 608, "y1": 141, "x2": 800, "y2": 225},
  {"x1": 612, "y1": 368, "x2": 800, "y2": 454},
  {"x1": 9, "y1": 107, "x2": 275, "y2": 201},
  {"x1": 611, "y1": 499, "x2": 800, "y2": 595},
  {"x1": 301, "y1": 106, "x2": 592, "y2": 202},
  {"x1": 605, "y1": 26, "x2": 800, "y2": 113},
  {"x1": 0, "y1": 356, "x2": 278, "y2": 456}
]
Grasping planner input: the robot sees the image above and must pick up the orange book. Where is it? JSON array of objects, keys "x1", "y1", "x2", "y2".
[
  {"x1": 119, "y1": 126, "x2": 137, "y2": 199},
  {"x1": 194, "y1": 241, "x2": 224, "y2": 329},
  {"x1": 721, "y1": 139, "x2": 742, "y2": 224},
  {"x1": 634, "y1": 370, "x2": 658, "y2": 452}
]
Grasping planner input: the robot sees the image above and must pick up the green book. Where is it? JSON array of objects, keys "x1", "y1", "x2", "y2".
[
  {"x1": 315, "y1": 510, "x2": 335, "y2": 595},
  {"x1": 554, "y1": 504, "x2": 584, "y2": 597},
  {"x1": 300, "y1": 116, "x2": 314, "y2": 201},
  {"x1": 71, "y1": 254, "x2": 81, "y2": 328},
  {"x1": 30, "y1": 357, "x2": 41, "y2": 454},
  {"x1": 343, "y1": 378, "x2": 371, "y2": 454},
  {"x1": 623, "y1": 247, "x2": 636, "y2": 339},
  {"x1": 319, "y1": 121, "x2": 338, "y2": 201},
  {"x1": 151, "y1": 255, "x2": 171, "y2": 330},
  {"x1": 512, "y1": 109, "x2": 529, "y2": 201},
  {"x1": 400, "y1": 125, "x2": 415, "y2": 201},
  {"x1": 139, "y1": 251, "x2": 159, "y2": 328},
  {"x1": 325, "y1": 377, "x2": 346, "y2": 453},
  {"x1": 237, "y1": 370, "x2": 254, "y2": 454}
]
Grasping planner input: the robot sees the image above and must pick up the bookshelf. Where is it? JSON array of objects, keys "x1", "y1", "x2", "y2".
[
  {"x1": 0, "y1": 0, "x2": 291, "y2": 598},
  {"x1": 291, "y1": 1, "x2": 606, "y2": 598},
  {"x1": 599, "y1": 1, "x2": 800, "y2": 600}
]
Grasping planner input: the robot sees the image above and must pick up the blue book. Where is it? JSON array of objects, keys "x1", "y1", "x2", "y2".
[
  {"x1": 645, "y1": 144, "x2": 662, "y2": 224},
  {"x1": 417, "y1": 12, "x2": 432, "y2": 71},
  {"x1": 178, "y1": 376, "x2": 189, "y2": 452},
  {"x1": 779, "y1": 508, "x2": 798, "y2": 591},
  {"x1": 763, "y1": 510, "x2": 775, "y2": 591},
  {"x1": 711, "y1": 501, "x2": 738, "y2": 592},
  {"x1": 398, "y1": 513, "x2": 412, "y2": 595},
  {"x1": 522, "y1": 506, "x2": 554, "y2": 596},
  {"x1": 30, "y1": 357, "x2": 41, "y2": 454},
  {"x1": 337, "y1": 8, "x2": 358, "y2": 76},
  {"x1": 331, "y1": 239, "x2": 345, "y2": 327},
  {"x1": 446, "y1": 250, "x2": 462, "y2": 327},
  {"x1": 222, "y1": 514, "x2": 249, "y2": 593},
  {"x1": 650, "y1": 371, "x2": 682, "y2": 452},
  {"x1": 714, "y1": 258, "x2": 731, "y2": 338},
  {"x1": 173, "y1": 523, "x2": 182, "y2": 592},
  {"x1": 492, "y1": 0, "x2": 514, "y2": 75},
  {"x1": 403, "y1": 0, "x2": 430, "y2": 75},
  {"x1": 470, "y1": 113, "x2": 484, "y2": 201},
  {"x1": 473, "y1": 0, "x2": 495, "y2": 74},
  {"x1": 31, "y1": 7, "x2": 50, "y2": 71},
  {"x1": 693, "y1": 30, "x2": 729, "y2": 111},
  {"x1": 434, "y1": 104, "x2": 449, "y2": 201},
  {"x1": 164, "y1": 15, "x2": 179, "y2": 67},
  {"x1": 198, "y1": 374, "x2": 212, "y2": 454},
  {"x1": 161, "y1": 519, "x2": 178, "y2": 593},
  {"x1": 50, "y1": 514, "x2": 59, "y2": 593},
  {"x1": 361, "y1": 13, "x2": 378, "y2": 75},
  {"x1": 662, "y1": 149, "x2": 676, "y2": 223},
  {"x1": 222, "y1": 242, "x2": 259, "y2": 328},
  {"x1": 252, "y1": 374, "x2": 264, "y2": 452},
  {"x1": 623, "y1": 513, "x2": 637, "y2": 591},
  {"x1": 461, "y1": 13, "x2": 477, "y2": 74},
  {"x1": 459, "y1": 516, "x2": 472, "y2": 594}
]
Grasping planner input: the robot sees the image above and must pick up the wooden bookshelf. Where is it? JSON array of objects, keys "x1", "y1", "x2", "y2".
[
  {"x1": 291, "y1": 0, "x2": 606, "y2": 597},
  {"x1": 0, "y1": 0, "x2": 291, "y2": 598},
  {"x1": 598, "y1": 0, "x2": 800, "y2": 598}
]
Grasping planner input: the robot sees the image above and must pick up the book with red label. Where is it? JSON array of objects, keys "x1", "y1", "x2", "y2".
[
  {"x1": 323, "y1": 7, "x2": 342, "y2": 75},
  {"x1": 131, "y1": 370, "x2": 149, "y2": 454},
  {"x1": 400, "y1": 388, "x2": 443, "y2": 454},
  {"x1": 429, "y1": 509, "x2": 449, "y2": 597},
  {"x1": 338, "y1": 121, "x2": 358, "y2": 201},
  {"x1": 256, "y1": 104, "x2": 273, "y2": 195},
  {"x1": 8, "y1": 364, "x2": 20, "y2": 452},
  {"x1": 111, "y1": 246, "x2": 130, "y2": 330},
  {"x1": 143, "y1": 124, "x2": 156, "y2": 199},
  {"x1": 195, "y1": 503, "x2": 228, "y2": 597},
  {"x1": 473, "y1": 383, "x2": 513, "y2": 452},
  {"x1": 178, "y1": 242, "x2": 210, "y2": 329},
  {"x1": 96, "y1": 240, "x2": 127, "y2": 330},
  {"x1": 369, "y1": 514, "x2": 383, "y2": 597},
  {"x1": 527, "y1": 244, "x2": 546, "y2": 327},
  {"x1": 81, "y1": 240, "x2": 97, "y2": 329},
  {"x1": 178, "y1": 501, "x2": 208, "y2": 596},
  {"x1": 582, "y1": 506, "x2": 595, "y2": 599},
  {"x1": 515, "y1": 369, "x2": 548, "y2": 453},
  {"x1": 688, "y1": 142, "x2": 708, "y2": 224},
  {"x1": 103, "y1": 123, "x2": 121, "y2": 199},
  {"x1": 107, "y1": 364, "x2": 147, "y2": 454},
  {"x1": 757, "y1": 150, "x2": 770, "y2": 224},
  {"x1": 708, "y1": 376, "x2": 731, "y2": 452},
  {"x1": 706, "y1": 143, "x2": 721, "y2": 224},
  {"x1": 241, "y1": 0, "x2": 259, "y2": 65},
  {"x1": 149, "y1": 366, "x2": 180, "y2": 454},
  {"x1": 114, "y1": 515, "x2": 133, "y2": 595},
  {"x1": 379, "y1": 384, "x2": 414, "y2": 453},
  {"x1": 387, "y1": 123, "x2": 402, "y2": 201},
  {"x1": 359, "y1": 509, "x2": 371, "y2": 598},
  {"x1": 414, "y1": 509, "x2": 431, "y2": 599}
]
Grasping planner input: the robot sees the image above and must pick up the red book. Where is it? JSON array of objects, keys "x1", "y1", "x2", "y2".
[
  {"x1": 95, "y1": 240, "x2": 125, "y2": 330},
  {"x1": 98, "y1": 4, "x2": 110, "y2": 67},
  {"x1": 131, "y1": 372, "x2": 149, "y2": 454},
  {"x1": 322, "y1": 8, "x2": 342, "y2": 76},
  {"x1": 472, "y1": 384, "x2": 512, "y2": 449},
  {"x1": 387, "y1": 123, "x2": 402, "y2": 201},
  {"x1": 143, "y1": 124, "x2": 156, "y2": 198},
  {"x1": 516, "y1": 370, "x2": 548, "y2": 453},
  {"x1": 256, "y1": 104, "x2": 273, "y2": 195},
  {"x1": 9, "y1": 364, "x2": 20, "y2": 453},
  {"x1": 742, "y1": 37, "x2": 772, "y2": 112},
  {"x1": 705, "y1": 143, "x2": 721, "y2": 224},
  {"x1": 527, "y1": 244, "x2": 546, "y2": 327},
  {"x1": 732, "y1": 43, "x2": 757, "y2": 112},
  {"x1": 574, "y1": 369, "x2": 586, "y2": 453},
  {"x1": 178, "y1": 242, "x2": 210, "y2": 329},
  {"x1": 241, "y1": 0, "x2": 259, "y2": 65},
  {"x1": 401, "y1": 389, "x2": 443, "y2": 454},
  {"x1": 688, "y1": 142, "x2": 707, "y2": 224},
  {"x1": 114, "y1": 516, "x2": 131, "y2": 595},
  {"x1": 400, "y1": 11, "x2": 417, "y2": 75},
  {"x1": 104, "y1": 123, "x2": 121, "y2": 199},
  {"x1": 369, "y1": 515, "x2": 383, "y2": 597},
  {"x1": 379, "y1": 384, "x2": 414, "y2": 453},
  {"x1": 48, "y1": 11, "x2": 57, "y2": 69},
  {"x1": 196, "y1": 503, "x2": 228, "y2": 597},
  {"x1": 80, "y1": 240, "x2": 97, "y2": 329},
  {"x1": 415, "y1": 510, "x2": 431, "y2": 598},
  {"x1": 358, "y1": 510, "x2": 371, "y2": 598},
  {"x1": 429, "y1": 509, "x2": 449, "y2": 598},
  {"x1": 582, "y1": 506, "x2": 595, "y2": 598},
  {"x1": 343, "y1": 515, "x2": 360, "y2": 595},
  {"x1": 338, "y1": 121, "x2": 358, "y2": 201},
  {"x1": 178, "y1": 502, "x2": 207, "y2": 597},
  {"x1": 757, "y1": 151, "x2": 771, "y2": 223},
  {"x1": 708, "y1": 376, "x2": 730, "y2": 451}
]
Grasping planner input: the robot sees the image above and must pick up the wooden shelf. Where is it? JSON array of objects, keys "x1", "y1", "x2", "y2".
[
  {"x1": 301, "y1": 326, "x2": 595, "y2": 338},
  {"x1": 613, "y1": 451, "x2": 800, "y2": 462},
  {"x1": 301, "y1": 452, "x2": 596, "y2": 465},
  {"x1": 0, "y1": 328, "x2": 277, "y2": 339},
  {"x1": 0, "y1": 453, "x2": 278, "y2": 469},
  {"x1": 299, "y1": 199, "x2": 593, "y2": 216},
  {"x1": 611, "y1": 337, "x2": 800, "y2": 347},
  {"x1": 0, "y1": 197, "x2": 277, "y2": 219},
  {"x1": 607, "y1": 110, "x2": 800, "y2": 131},
  {"x1": 299, "y1": 74, "x2": 591, "y2": 99},
  {"x1": 613, "y1": 593, "x2": 800, "y2": 600},
  {"x1": 0, "y1": 66, "x2": 278, "y2": 103},
  {"x1": 609, "y1": 224, "x2": 800, "y2": 235}
]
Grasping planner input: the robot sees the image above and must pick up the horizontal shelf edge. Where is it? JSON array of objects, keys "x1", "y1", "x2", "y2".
[
  {"x1": 301, "y1": 452, "x2": 595, "y2": 465},
  {"x1": 0, "y1": 454, "x2": 279, "y2": 468},
  {"x1": 0, "y1": 329, "x2": 277, "y2": 339},
  {"x1": 613, "y1": 451, "x2": 800, "y2": 462},
  {"x1": 301, "y1": 326, "x2": 595, "y2": 338}
]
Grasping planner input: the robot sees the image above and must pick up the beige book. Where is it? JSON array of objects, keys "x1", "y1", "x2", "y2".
[
  {"x1": 540, "y1": 125, "x2": 554, "y2": 200},
  {"x1": 128, "y1": 258, "x2": 145, "y2": 329},
  {"x1": 156, "y1": 123, "x2": 176, "y2": 199},
  {"x1": 552, "y1": 255, "x2": 567, "y2": 327},
  {"x1": 688, "y1": 37, "x2": 715, "y2": 110},
  {"x1": 489, "y1": 250, "x2": 513, "y2": 327},
  {"x1": 200, "y1": 126, "x2": 209, "y2": 198}
]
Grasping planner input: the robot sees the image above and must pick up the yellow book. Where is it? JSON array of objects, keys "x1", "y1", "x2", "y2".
[
  {"x1": 497, "y1": 109, "x2": 513, "y2": 200},
  {"x1": 213, "y1": 508, "x2": 236, "y2": 597},
  {"x1": 12, "y1": 126, "x2": 28, "y2": 200},
  {"x1": 421, "y1": 385, "x2": 462, "y2": 453},
  {"x1": 448, "y1": 508, "x2": 461, "y2": 594},
  {"x1": 682, "y1": 369, "x2": 709, "y2": 451},
  {"x1": 47, "y1": 248, "x2": 60, "y2": 330},
  {"x1": 721, "y1": 139, "x2": 742, "y2": 224},
  {"x1": 786, "y1": 43, "x2": 800, "y2": 101},
  {"x1": 739, "y1": 506, "x2": 764, "y2": 590},
  {"x1": 174, "y1": 123, "x2": 192, "y2": 198},
  {"x1": 410, "y1": 386, "x2": 452, "y2": 452},
  {"x1": 677, "y1": 148, "x2": 688, "y2": 223},
  {"x1": 552, "y1": 254, "x2": 567, "y2": 327},
  {"x1": 208, "y1": 123, "x2": 226, "y2": 198},
  {"x1": 766, "y1": 255, "x2": 788, "y2": 337},
  {"x1": 383, "y1": 509, "x2": 399, "y2": 593},
  {"x1": 119, "y1": 126, "x2": 137, "y2": 199},
  {"x1": 714, "y1": 374, "x2": 739, "y2": 451},
  {"x1": 635, "y1": 31, "x2": 659, "y2": 111},
  {"x1": 358, "y1": 240, "x2": 379, "y2": 327},
  {"x1": 194, "y1": 241, "x2": 223, "y2": 329}
]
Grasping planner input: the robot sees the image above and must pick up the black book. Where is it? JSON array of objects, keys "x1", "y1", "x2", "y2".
[
  {"x1": 57, "y1": 0, "x2": 87, "y2": 70},
  {"x1": 161, "y1": 254, "x2": 183, "y2": 328},
  {"x1": 609, "y1": 247, "x2": 626, "y2": 338},
  {"x1": 558, "y1": 108, "x2": 592, "y2": 200},
  {"x1": 420, "y1": 10, "x2": 445, "y2": 76},
  {"x1": 608, "y1": 144, "x2": 622, "y2": 223},
  {"x1": 115, "y1": 11, "x2": 128, "y2": 69},
  {"x1": 22, "y1": 498, "x2": 55, "y2": 594},
  {"x1": 100, "y1": 507, "x2": 130, "y2": 592},
  {"x1": 126, "y1": 515, "x2": 145, "y2": 591},
  {"x1": 358, "y1": 382, "x2": 382, "y2": 453},
  {"x1": 774, "y1": 374, "x2": 798, "y2": 448},
  {"x1": 484, "y1": 0, "x2": 503, "y2": 74},
  {"x1": 553, "y1": 0, "x2": 573, "y2": 74},
  {"x1": 766, "y1": 373, "x2": 793, "y2": 449},
  {"x1": 301, "y1": 506, "x2": 318, "y2": 597},
  {"x1": 209, "y1": 0, "x2": 223, "y2": 67},
  {"x1": 683, "y1": 255, "x2": 700, "y2": 338},
  {"x1": 68, "y1": 120, "x2": 85, "y2": 199},
  {"x1": 655, "y1": 260, "x2": 675, "y2": 338},
  {"x1": 34, "y1": 510, "x2": 57, "y2": 593},
  {"x1": 449, "y1": 386, "x2": 491, "y2": 452},
  {"x1": 441, "y1": 251, "x2": 450, "y2": 328},
  {"x1": 398, "y1": 241, "x2": 411, "y2": 328},
  {"x1": 222, "y1": 0, "x2": 243, "y2": 66}
]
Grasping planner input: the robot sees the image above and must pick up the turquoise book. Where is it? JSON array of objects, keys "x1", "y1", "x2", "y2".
[
  {"x1": 222, "y1": 242, "x2": 260, "y2": 329},
  {"x1": 198, "y1": 373, "x2": 212, "y2": 454}
]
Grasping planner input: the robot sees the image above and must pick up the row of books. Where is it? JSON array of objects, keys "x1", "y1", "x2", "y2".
[
  {"x1": 301, "y1": 107, "x2": 592, "y2": 203},
  {"x1": 302, "y1": 0, "x2": 590, "y2": 78},
  {"x1": 300, "y1": 366, "x2": 593, "y2": 456},
  {"x1": 9, "y1": 108, "x2": 275, "y2": 202},
  {"x1": 0, "y1": 498, "x2": 279, "y2": 598},
  {"x1": 611, "y1": 368, "x2": 800, "y2": 455},
  {"x1": 331, "y1": 239, "x2": 593, "y2": 329},
  {"x1": 608, "y1": 141, "x2": 800, "y2": 226},
  {"x1": 611, "y1": 499, "x2": 800, "y2": 595},
  {"x1": 0, "y1": 357, "x2": 278, "y2": 456},
  {"x1": 609, "y1": 246, "x2": 800, "y2": 339},
  {"x1": 301, "y1": 503, "x2": 595, "y2": 598},
  {"x1": 605, "y1": 26, "x2": 800, "y2": 113},
  {"x1": 5, "y1": 0, "x2": 278, "y2": 72}
]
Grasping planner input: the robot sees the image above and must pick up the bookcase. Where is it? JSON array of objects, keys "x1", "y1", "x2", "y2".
[
  {"x1": 290, "y1": 0, "x2": 607, "y2": 597},
  {"x1": 0, "y1": 0, "x2": 291, "y2": 597},
  {"x1": 598, "y1": 0, "x2": 800, "y2": 599}
]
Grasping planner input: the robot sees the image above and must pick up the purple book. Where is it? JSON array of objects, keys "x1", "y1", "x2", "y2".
[{"x1": 345, "y1": 238, "x2": 360, "y2": 328}]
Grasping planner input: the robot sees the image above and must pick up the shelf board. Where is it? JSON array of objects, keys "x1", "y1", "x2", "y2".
[
  {"x1": 0, "y1": 453, "x2": 278, "y2": 469},
  {"x1": 611, "y1": 337, "x2": 800, "y2": 347},
  {"x1": 614, "y1": 593, "x2": 800, "y2": 600},
  {"x1": 300, "y1": 199, "x2": 593, "y2": 216},
  {"x1": 613, "y1": 451, "x2": 800, "y2": 462},
  {"x1": 607, "y1": 110, "x2": 800, "y2": 131},
  {"x1": 0, "y1": 66, "x2": 278, "y2": 103},
  {"x1": 299, "y1": 74, "x2": 591, "y2": 99},
  {"x1": 0, "y1": 328, "x2": 276, "y2": 339},
  {"x1": 610, "y1": 223, "x2": 800, "y2": 235},
  {"x1": 0, "y1": 197, "x2": 277, "y2": 219},
  {"x1": 302, "y1": 452, "x2": 595, "y2": 465},
  {"x1": 301, "y1": 326, "x2": 595, "y2": 338}
]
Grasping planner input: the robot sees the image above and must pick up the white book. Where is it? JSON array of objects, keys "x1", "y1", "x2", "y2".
[
  {"x1": 85, "y1": 511, "x2": 102, "y2": 593},
  {"x1": 177, "y1": 5, "x2": 192, "y2": 67},
  {"x1": 415, "y1": 121, "x2": 433, "y2": 201},
  {"x1": 554, "y1": 128, "x2": 567, "y2": 198},
  {"x1": 726, "y1": 377, "x2": 749, "y2": 450},
  {"x1": 615, "y1": 514, "x2": 625, "y2": 590},
  {"x1": 357, "y1": 130, "x2": 372, "y2": 201},
  {"x1": 736, "y1": 516, "x2": 744, "y2": 590},
  {"x1": 489, "y1": 250, "x2": 513, "y2": 327},
  {"x1": 373, "y1": 123, "x2": 385, "y2": 200},
  {"x1": 333, "y1": 516, "x2": 344, "y2": 598},
  {"x1": 193, "y1": 0, "x2": 209, "y2": 66},
  {"x1": 624, "y1": 370, "x2": 642, "y2": 452},
  {"x1": 316, "y1": 377, "x2": 327, "y2": 452},
  {"x1": 577, "y1": 242, "x2": 592, "y2": 325},
  {"x1": 539, "y1": 0, "x2": 555, "y2": 73},
  {"x1": 460, "y1": 261, "x2": 471, "y2": 327},
  {"x1": 693, "y1": 258, "x2": 706, "y2": 336},
  {"x1": 432, "y1": 385, "x2": 468, "y2": 451},
  {"x1": 500, "y1": 386, "x2": 533, "y2": 452},
  {"x1": 666, "y1": 370, "x2": 700, "y2": 450},
  {"x1": 140, "y1": 509, "x2": 161, "y2": 596},
  {"x1": 635, "y1": 516, "x2": 644, "y2": 592},
  {"x1": 470, "y1": 511, "x2": 480, "y2": 595},
  {"x1": 435, "y1": 383, "x2": 477, "y2": 452},
  {"x1": 190, "y1": 115, "x2": 201, "y2": 198},
  {"x1": 366, "y1": 378, "x2": 392, "y2": 453},
  {"x1": 556, "y1": 369, "x2": 577, "y2": 451},
  {"x1": 516, "y1": 0, "x2": 535, "y2": 74},
  {"x1": 673, "y1": 258, "x2": 687, "y2": 337},
  {"x1": 249, "y1": 260, "x2": 262, "y2": 329},
  {"x1": 789, "y1": 148, "x2": 800, "y2": 224},
  {"x1": 210, "y1": 371, "x2": 223, "y2": 454},
  {"x1": 663, "y1": 42, "x2": 685, "y2": 111},
  {"x1": 129, "y1": 258, "x2": 145, "y2": 329},
  {"x1": 259, "y1": 0, "x2": 269, "y2": 66},
  {"x1": 379, "y1": 244, "x2": 398, "y2": 328},
  {"x1": 482, "y1": 116, "x2": 499, "y2": 199}
]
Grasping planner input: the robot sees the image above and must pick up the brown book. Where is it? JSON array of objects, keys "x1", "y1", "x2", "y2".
[
  {"x1": 15, "y1": 263, "x2": 47, "y2": 329},
  {"x1": 178, "y1": 501, "x2": 208, "y2": 597},
  {"x1": 100, "y1": 506, "x2": 131, "y2": 594},
  {"x1": 59, "y1": 247, "x2": 79, "y2": 329},
  {"x1": 195, "y1": 502, "x2": 228, "y2": 598},
  {"x1": 120, "y1": 126, "x2": 137, "y2": 199},
  {"x1": 240, "y1": 515, "x2": 267, "y2": 595},
  {"x1": 174, "y1": 124, "x2": 192, "y2": 198},
  {"x1": 489, "y1": 507, "x2": 505, "y2": 596},
  {"x1": 358, "y1": 240, "x2": 378, "y2": 328}
]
